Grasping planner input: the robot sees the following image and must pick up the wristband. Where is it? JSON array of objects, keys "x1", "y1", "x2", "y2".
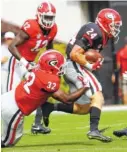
[{"x1": 20, "y1": 57, "x2": 28, "y2": 67}]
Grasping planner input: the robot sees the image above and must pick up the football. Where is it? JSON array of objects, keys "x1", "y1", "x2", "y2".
[{"x1": 85, "y1": 49, "x2": 103, "y2": 63}]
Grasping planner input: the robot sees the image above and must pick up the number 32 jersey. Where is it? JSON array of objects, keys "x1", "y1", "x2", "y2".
[
  {"x1": 17, "y1": 19, "x2": 57, "y2": 61},
  {"x1": 15, "y1": 69, "x2": 60, "y2": 116},
  {"x1": 66, "y1": 22, "x2": 108, "y2": 58}
]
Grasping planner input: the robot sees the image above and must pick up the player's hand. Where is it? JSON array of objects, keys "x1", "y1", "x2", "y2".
[
  {"x1": 27, "y1": 62, "x2": 36, "y2": 70},
  {"x1": 85, "y1": 58, "x2": 104, "y2": 70},
  {"x1": 92, "y1": 58, "x2": 104, "y2": 70},
  {"x1": 20, "y1": 57, "x2": 36, "y2": 71},
  {"x1": 123, "y1": 71, "x2": 127, "y2": 80},
  {"x1": 77, "y1": 74, "x2": 89, "y2": 88}
]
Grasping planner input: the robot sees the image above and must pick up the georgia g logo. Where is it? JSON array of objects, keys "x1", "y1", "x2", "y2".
[
  {"x1": 105, "y1": 13, "x2": 115, "y2": 20},
  {"x1": 38, "y1": 3, "x2": 43, "y2": 9},
  {"x1": 49, "y1": 60, "x2": 58, "y2": 66}
]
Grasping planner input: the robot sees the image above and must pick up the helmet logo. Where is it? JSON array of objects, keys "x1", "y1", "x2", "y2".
[
  {"x1": 49, "y1": 60, "x2": 58, "y2": 66},
  {"x1": 105, "y1": 13, "x2": 115, "y2": 20},
  {"x1": 38, "y1": 3, "x2": 43, "y2": 9}
]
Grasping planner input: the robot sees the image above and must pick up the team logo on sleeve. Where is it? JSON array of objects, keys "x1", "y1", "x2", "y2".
[{"x1": 49, "y1": 60, "x2": 58, "y2": 66}]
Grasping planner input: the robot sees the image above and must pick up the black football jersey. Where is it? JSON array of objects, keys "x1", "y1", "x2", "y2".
[{"x1": 66, "y1": 22, "x2": 108, "y2": 58}]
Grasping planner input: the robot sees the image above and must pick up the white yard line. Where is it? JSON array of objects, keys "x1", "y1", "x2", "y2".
[{"x1": 6, "y1": 147, "x2": 127, "y2": 152}]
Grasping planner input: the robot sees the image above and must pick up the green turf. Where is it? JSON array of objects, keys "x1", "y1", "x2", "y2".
[{"x1": 2, "y1": 111, "x2": 127, "y2": 152}]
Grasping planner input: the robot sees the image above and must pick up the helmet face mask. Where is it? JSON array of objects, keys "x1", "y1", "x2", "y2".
[
  {"x1": 38, "y1": 12, "x2": 55, "y2": 29},
  {"x1": 57, "y1": 62, "x2": 68, "y2": 76},
  {"x1": 109, "y1": 21, "x2": 122, "y2": 38}
]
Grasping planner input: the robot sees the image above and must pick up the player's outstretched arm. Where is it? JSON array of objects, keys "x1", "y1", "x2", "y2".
[
  {"x1": 52, "y1": 87, "x2": 88, "y2": 103},
  {"x1": 8, "y1": 30, "x2": 29, "y2": 60}
]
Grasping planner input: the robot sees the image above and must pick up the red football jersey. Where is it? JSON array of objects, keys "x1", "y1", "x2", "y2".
[
  {"x1": 17, "y1": 19, "x2": 57, "y2": 61},
  {"x1": 15, "y1": 69, "x2": 60, "y2": 115},
  {"x1": 116, "y1": 46, "x2": 127, "y2": 75}
]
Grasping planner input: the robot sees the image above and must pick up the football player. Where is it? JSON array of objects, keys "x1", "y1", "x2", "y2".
[
  {"x1": 1, "y1": 50, "x2": 89, "y2": 147},
  {"x1": 7, "y1": 1, "x2": 57, "y2": 134},
  {"x1": 41, "y1": 8, "x2": 122, "y2": 142}
]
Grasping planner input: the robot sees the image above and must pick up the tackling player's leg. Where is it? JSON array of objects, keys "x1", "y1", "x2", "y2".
[
  {"x1": 41, "y1": 102, "x2": 74, "y2": 127},
  {"x1": 31, "y1": 107, "x2": 51, "y2": 134}
]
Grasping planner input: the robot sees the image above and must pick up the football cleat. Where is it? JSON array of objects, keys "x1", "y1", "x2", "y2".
[
  {"x1": 31, "y1": 124, "x2": 51, "y2": 134},
  {"x1": 113, "y1": 128, "x2": 127, "y2": 137},
  {"x1": 87, "y1": 130, "x2": 112, "y2": 142}
]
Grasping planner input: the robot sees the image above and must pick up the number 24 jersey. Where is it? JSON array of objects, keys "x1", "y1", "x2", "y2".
[{"x1": 66, "y1": 22, "x2": 108, "y2": 58}]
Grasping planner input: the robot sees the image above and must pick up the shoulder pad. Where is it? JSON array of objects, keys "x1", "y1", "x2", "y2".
[{"x1": 21, "y1": 19, "x2": 40, "y2": 37}]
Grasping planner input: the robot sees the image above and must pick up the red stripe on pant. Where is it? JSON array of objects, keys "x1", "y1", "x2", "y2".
[
  {"x1": 83, "y1": 68, "x2": 99, "y2": 92},
  {"x1": 9, "y1": 58, "x2": 16, "y2": 91},
  {"x1": 9, "y1": 113, "x2": 23, "y2": 145}
]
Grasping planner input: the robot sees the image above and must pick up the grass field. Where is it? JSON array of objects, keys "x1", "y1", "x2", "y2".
[{"x1": 2, "y1": 110, "x2": 127, "y2": 152}]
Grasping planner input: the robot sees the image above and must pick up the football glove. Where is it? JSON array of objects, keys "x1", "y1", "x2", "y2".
[
  {"x1": 85, "y1": 58, "x2": 104, "y2": 71},
  {"x1": 20, "y1": 57, "x2": 36, "y2": 71}
]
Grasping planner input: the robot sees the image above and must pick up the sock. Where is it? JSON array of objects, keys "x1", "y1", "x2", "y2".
[
  {"x1": 34, "y1": 107, "x2": 43, "y2": 125},
  {"x1": 90, "y1": 107, "x2": 101, "y2": 131},
  {"x1": 41, "y1": 102, "x2": 54, "y2": 118},
  {"x1": 41, "y1": 102, "x2": 74, "y2": 118},
  {"x1": 54, "y1": 103, "x2": 74, "y2": 113}
]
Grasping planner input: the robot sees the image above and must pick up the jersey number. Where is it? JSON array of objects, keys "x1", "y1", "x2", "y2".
[
  {"x1": 24, "y1": 72, "x2": 35, "y2": 94},
  {"x1": 23, "y1": 22, "x2": 30, "y2": 30},
  {"x1": 86, "y1": 28, "x2": 97, "y2": 39},
  {"x1": 31, "y1": 40, "x2": 48, "y2": 52},
  {"x1": 47, "y1": 81, "x2": 56, "y2": 90},
  {"x1": 23, "y1": 72, "x2": 57, "y2": 94}
]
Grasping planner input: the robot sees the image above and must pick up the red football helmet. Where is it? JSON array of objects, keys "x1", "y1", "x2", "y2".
[
  {"x1": 36, "y1": 1, "x2": 56, "y2": 29},
  {"x1": 38, "y1": 50, "x2": 66, "y2": 76},
  {"x1": 96, "y1": 8, "x2": 122, "y2": 39}
]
